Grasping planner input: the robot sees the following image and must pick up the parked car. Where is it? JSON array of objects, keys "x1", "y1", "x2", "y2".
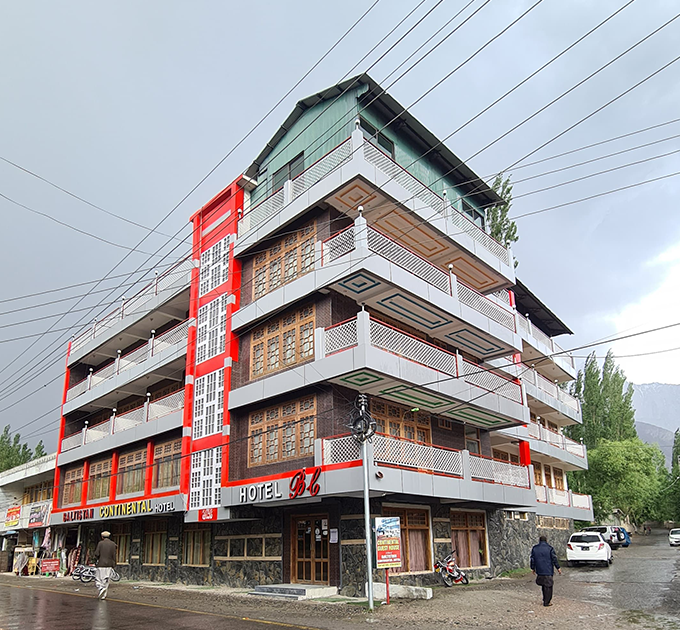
[
  {"x1": 669, "y1": 528, "x2": 680, "y2": 547},
  {"x1": 582, "y1": 525, "x2": 623, "y2": 549},
  {"x1": 567, "y1": 532, "x2": 613, "y2": 567}
]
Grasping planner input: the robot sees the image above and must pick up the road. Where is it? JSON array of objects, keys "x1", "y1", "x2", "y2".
[{"x1": 0, "y1": 532, "x2": 676, "y2": 630}]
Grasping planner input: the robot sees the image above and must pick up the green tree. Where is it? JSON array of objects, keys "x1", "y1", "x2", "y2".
[
  {"x1": 667, "y1": 429, "x2": 680, "y2": 521},
  {"x1": 0, "y1": 425, "x2": 44, "y2": 473},
  {"x1": 583, "y1": 439, "x2": 665, "y2": 523},
  {"x1": 489, "y1": 174, "x2": 519, "y2": 265}
]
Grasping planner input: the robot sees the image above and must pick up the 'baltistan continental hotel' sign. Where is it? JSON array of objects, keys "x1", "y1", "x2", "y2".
[{"x1": 54, "y1": 495, "x2": 182, "y2": 524}]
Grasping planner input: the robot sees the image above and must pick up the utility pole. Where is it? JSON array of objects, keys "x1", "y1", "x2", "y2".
[{"x1": 352, "y1": 393, "x2": 375, "y2": 610}]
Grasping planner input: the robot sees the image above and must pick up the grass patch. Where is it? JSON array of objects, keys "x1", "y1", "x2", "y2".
[{"x1": 499, "y1": 568, "x2": 532, "y2": 579}]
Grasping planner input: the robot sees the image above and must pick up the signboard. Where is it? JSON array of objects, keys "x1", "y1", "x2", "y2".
[
  {"x1": 198, "y1": 508, "x2": 216, "y2": 522},
  {"x1": 374, "y1": 516, "x2": 402, "y2": 569},
  {"x1": 28, "y1": 504, "x2": 50, "y2": 528},
  {"x1": 41, "y1": 558, "x2": 60, "y2": 574},
  {"x1": 4, "y1": 506, "x2": 21, "y2": 528},
  {"x1": 236, "y1": 467, "x2": 321, "y2": 505},
  {"x1": 50, "y1": 494, "x2": 184, "y2": 525}
]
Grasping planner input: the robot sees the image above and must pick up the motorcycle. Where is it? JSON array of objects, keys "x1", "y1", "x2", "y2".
[{"x1": 434, "y1": 551, "x2": 469, "y2": 586}]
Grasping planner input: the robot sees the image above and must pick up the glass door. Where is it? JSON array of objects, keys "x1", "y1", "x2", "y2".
[{"x1": 292, "y1": 515, "x2": 329, "y2": 584}]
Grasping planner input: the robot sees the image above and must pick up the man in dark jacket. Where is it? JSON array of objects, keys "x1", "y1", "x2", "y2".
[
  {"x1": 530, "y1": 535, "x2": 561, "y2": 607},
  {"x1": 94, "y1": 531, "x2": 117, "y2": 600}
]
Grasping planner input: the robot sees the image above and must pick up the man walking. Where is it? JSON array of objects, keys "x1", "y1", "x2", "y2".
[
  {"x1": 530, "y1": 535, "x2": 561, "y2": 607},
  {"x1": 94, "y1": 531, "x2": 117, "y2": 600}
]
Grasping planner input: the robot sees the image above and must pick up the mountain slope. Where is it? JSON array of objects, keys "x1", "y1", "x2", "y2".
[
  {"x1": 632, "y1": 383, "x2": 680, "y2": 433},
  {"x1": 635, "y1": 421, "x2": 674, "y2": 468}
]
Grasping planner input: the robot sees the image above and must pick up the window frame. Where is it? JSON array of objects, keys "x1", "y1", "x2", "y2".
[
  {"x1": 117, "y1": 448, "x2": 147, "y2": 496},
  {"x1": 272, "y1": 153, "x2": 305, "y2": 193},
  {"x1": 250, "y1": 303, "x2": 315, "y2": 379},
  {"x1": 62, "y1": 466, "x2": 84, "y2": 506},
  {"x1": 359, "y1": 118, "x2": 395, "y2": 158},
  {"x1": 370, "y1": 399, "x2": 432, "y2": 444},
  {"x1": 183, "y1": 524, "x2": 211, "y2": 566},
  {"x1": 111, "y1": 523, "x2": 131, "y2": 565},
  {"x1": 143, "y1": 519, "x2": 168, "y2": 565},
  {"x1": 252, "y1": 222, "x2": 316, "y2": 301},
  {"x1": 248, "y1": 396, "x2": 316, "y2": 467},
  {"x1": 152, "y1": 439, "x2": 182, "y2": 490},
  {"x1": 465, "y1": 427, "x2": 481, "y2": 454},
  {"x1": 382, "y1": 505, "x2": 432, "y2": 574},
  {"x1": 88, "y1": 457, "x2": 112, "y2": 501},
  {"x1": 193, "y1": 368, "x2": 225, "y2": 439},
  {"x1": 450, "y1": 510, "x2": 489, "y2": 569}
]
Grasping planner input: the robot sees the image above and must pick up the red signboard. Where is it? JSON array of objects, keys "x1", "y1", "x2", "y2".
[
  {"x1": 4, "y1": 505, "x2": 21, "y2": 528},
  {"x1": 375, "y1": 516, "x2": 402, "y2": 569},
  {"x1": 41, "y1": 559, "x2": 60, "y2": 574},
  {"x1": 198, "y1": 508, "x2": 216, "y2": 522}
]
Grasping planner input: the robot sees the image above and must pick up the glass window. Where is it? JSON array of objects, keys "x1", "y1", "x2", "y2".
[
  {"x1": 450, "y1": 511, "x2": 487, "y2": 568},
  {"x1": 183, "y1": 524, "x2": 210, "y2": 566},
  {"x1": 272, "y1": 153, "x2": 305, "y2": 192},
  {"x1": 192, "y1": 369, "x2": 224, "y2": 439},
  {"x1": 360, "y1": 118, "x2": 394, "y2": 158},
  {"x1": 117, "y1": 448, "x2": 146, "y2": 495},
  {"x1": 189, "y1": 446, "x2": 222, "y2": 510},
  {"x1": 248, "y1": 396, "x2": 316, "y2": 467},
  {"x1": 370, "y1": 399, "x2": 431, "y2": 444},
  {"x1": 199, "y1": 237, "x2": 230, "y2": 297},
  {"x1": 153, "y1": 439, "x2": 182, "y2": 489},
  {"x1": 461, "y1": 199, "x2": 485, "y2": 229},
  {"x1": 383, "y1": 507, "x2": 431, "y2": 573},
  {"x1": 111, "y1": 523, "x2": 131, "y2": 564},
  {"x1": 88, "y1": 458, "x2": 112, "y2": 501},
  {"x1": 143, "y1": 520, "x2": 167, "y2": 565},
  {"x1": 465, "y1": 427, "x2": 481, "y2": 454},
  {"x1": 62, "y1": 466, "x2": 84, "y2": 506}
]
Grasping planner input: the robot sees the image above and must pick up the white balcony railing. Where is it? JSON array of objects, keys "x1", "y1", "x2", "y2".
[
  {"x1": 548, "y1": 487, "x2": 571, "y2": 506},
  {"x1": 534, "y1": 485, "x2": 591, "y2": 510},
  {"x1": 66, "y1": 319, "x2": 190, "y2": 403},
  {"x1": 535, "y1": 484, "x2": 547, "y2": 503},
  {"x1": 70, "y1": 257, "x2": 192, "y2": 354},
  {"x1": 515, "y1": 313, "x2": 576, "y2": 371},
  {"x1": 322, "y1": 315, "x2": 523, "y2": 404},
  {"x1": 321, "y1": 434, "x2": 528, "y2": 489},
  {"x1": 322, "y1": 222, "x2": 516, "y2": 332},
  {"x1": 520, "y1": 364, "x2": 580, "y2": 414},
  {"x1": 60, "y1": 389, "x2": 185, "y2": 454},
  {"x1": 238, "y1": 132, "x2": 512, "y2": 270},
  {"x1": 525, "y1": 421, "x2": 586, "y2": 458},
  {"x1": 571, "y1": 492, "x2": 592, "y2": 509}
]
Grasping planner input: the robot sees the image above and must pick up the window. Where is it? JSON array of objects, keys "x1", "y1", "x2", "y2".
[
  {"x1": 507, "y1": 510, "x2": 529, "y2": 521},
  {"x1": 189, "y1": 446, "x2": 222, "y2": 509},
  {"x1": 553, "y1": 467, "x2": 565, "y2": 491},
  {"x1": 183, "y1": 524, "x2": 210, "y2": 566},
  {"x1": 492, "y1": 450, "x2": 519, "y2": 464},
  {"x1": 117, "y1": 448, "x2": 146, "y2": 495},
  {"x1": 461, "y1": 198, "x2": 485, "y2": 229},
  {"x1": 88, "y1": 458, "x2": 112, "y2": 501},
  {"x1": 360, "y1": 118, "x2": 395, "y2": 158},
  {"x1": 383, "y1": 507, "x2": 431, "y2": 573},
  {"x1": 62, "y1": 466, "x2": 83, "y2": 506},
  {"x1": 250, "y1": 304, "x2": 315, "y2": 378},
  {"x1": 196, "y1": 295, "x2": 228, "y2": 364},
  {"x1": 544, "y1": 465, "x2": 553, "y2": 489},
  {"x1": 450, "y1": 511, "x2": 488, "y2": 568},
  {"x1": 223, "y1": 535, "x2": 282, "y2": 560},
  {"x1": 248, "y1": 396, "x2": 316, "y2": 467},
  {"x1": 199, "y1": 236, "x2": 230, "y2": 296},
  {"x1": 193, "y1": 369, "x2": 224, "y2": 439},
  {"x1": 370, "y1": 399, "x2": 431, "y2": 443},
  {"x1": 111, "y1": 523, "x2": 131, "y2": 564},
  {"x1": 272, "y1": 153, "x2": 304, "y2": 193},
  {"x1": 153, "y1": 439, "x2": 182, "y2": 489},
  {"x1": 532, "y1": 460, "x2": 543, "y2": 486},
  {"x1": 143, "y1": 519, "x2": 167, "y2": 565},
  {"x1": 465, "y1": 427, "x2": 481, "y2": 454},
  {"x1": 438, "y1": 418, "x2": 454, "y2": 430},
  {"x1": 252, "y1": 222, "x2": 316, "y2": 300},
  {"x1": 23, "y1": 481, "x2": 53, "y2": 505}
]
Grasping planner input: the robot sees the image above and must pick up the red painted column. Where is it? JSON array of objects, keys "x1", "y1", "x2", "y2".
[
  {"x1": 145, "y1": 440, "x2": 154, "y2": 496},
  {"x1": 81, "y1": 460, "x2": 90, "y2": 506},
  {"x1": 519, "y1": 440, "x2": 532, "y2": 467},
  {"x1": 109, "y1": 452, "x2": 119, "y2": 502},
  {"x1": 53, "y1": 341, "x2": 73, "y2": 510}
]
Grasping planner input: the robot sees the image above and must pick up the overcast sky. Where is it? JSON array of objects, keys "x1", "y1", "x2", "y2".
[{"x1": 1, "y1": 0, "x2": 679, "y2": 451}]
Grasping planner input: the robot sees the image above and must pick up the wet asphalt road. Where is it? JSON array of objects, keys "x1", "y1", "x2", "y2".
[{"x1": 561, "y1": 531, "x2": 680, "y2": 614}]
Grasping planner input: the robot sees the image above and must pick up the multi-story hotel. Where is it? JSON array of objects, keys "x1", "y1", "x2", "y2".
[{"x1": 44, "y1": 75, "x2": 592, "y2": 594}]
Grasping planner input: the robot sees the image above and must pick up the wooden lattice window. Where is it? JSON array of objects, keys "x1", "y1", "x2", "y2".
[
  {"x1": 153, "y1": 439, "x2": 182, "y2": 489},
  {"x1": 252, "y1": 222, "x2": 316, "y2": 300},
  {"x1": 553, "y1": 467, "x2": 565, "y2": 490},
  {"x1": 370, "y1": 399, "x2": 431, "y2": 444},
  {"x1": 62, "y1": 466, "x2": 84, "y2": 506},
  {"x1": 250, "y1": 304, "x2": 315, "y2": 379},
  {"x1": 143, "y1": 519, "x2": 168, "y2": 565},
  {"x1": 248, "y1": 396, "x2": 316, "y2": 467},
  {"x1": 383, "y1": 507, "x2": 431, "y2": 573},
  {"x1": 88, "y1": 458, "x2": 112, "y2": 501},
  {"x1": 23, "y1": 481, "x2": 53, "y2": 504},
  {"x1": 532, "y1": 460, "x2": 543, "y2": 487},
  {"x1": 450, "y1": 511, "x2": 487, "y2": 568},
  {"x1": 117, "y1": 448, "x2": 146, "y2": 495}
]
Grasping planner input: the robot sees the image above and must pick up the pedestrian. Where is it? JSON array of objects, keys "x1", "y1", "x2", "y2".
[
  {"x1": 94, "y1": 531, "x2": 117, "y2": 600},
  {"x1": 530, "y1": 535, "x2": 562, "y2": 607}
]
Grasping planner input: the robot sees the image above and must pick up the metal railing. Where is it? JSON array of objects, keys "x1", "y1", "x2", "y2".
[
  {"x1": 519, "y1": 364, "x2": 580, "y2": 413},
  {"x1": 525, "y1": 421, "x2": 586, "y2": 458},
  {"x1": 469, "y1": 453, "x2": 531, "y2": 488},
  {"x1": 515, "y1": 313, "x2": 577, "y2": 372},
  {"x1": 325, "y1": 318, "x2": 359, "y2": 356},
  {"x1": 66, "y1": 319, "x2": 190, "y2": 403},
  {"x1": 70, "y1": 257, "x2": 192, "y2": 353},
  {"x1": 61, "y1": 390, "x2": 185, "y2": 453}
]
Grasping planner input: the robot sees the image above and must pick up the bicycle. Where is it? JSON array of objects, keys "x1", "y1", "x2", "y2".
[{"x1": 71, "y1": 564, "x2": 120, "y2": 583}]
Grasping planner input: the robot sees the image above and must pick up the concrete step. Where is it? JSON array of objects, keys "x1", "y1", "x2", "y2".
[{"x1": 249, "y1": 584, "x2": 338, "y2": 600}]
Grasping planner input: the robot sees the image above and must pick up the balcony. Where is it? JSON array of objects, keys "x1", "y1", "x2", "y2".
[
  {"x1": 515, "y1": 312, "x2": 576, "y2": 381},
  {"x1": 229, "y1": 311, "x2": 529, "y2": 431},
  {"x1": 68, "y1": 257, "x2": 192, "y2": 366},
  {"x1": 63, "y1": 319, "x2": 190, "y2": 415},
  {"x1": 58, "y1": 389, "x2": 185, "y2": 465},
  {"x1": 234, "y1": 218, "x2": 521, "y2": 360},
  {"x1": 235, "y1": 129, "x2": 515, "y2": 293},
  {"x1": 535, "y1": 485, "x2": 593, "y2": 520}
]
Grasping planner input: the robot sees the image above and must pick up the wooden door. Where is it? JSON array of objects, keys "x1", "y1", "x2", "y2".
[{"x1": 292, "y1": 515, "x2": 329, "y2": 584}]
